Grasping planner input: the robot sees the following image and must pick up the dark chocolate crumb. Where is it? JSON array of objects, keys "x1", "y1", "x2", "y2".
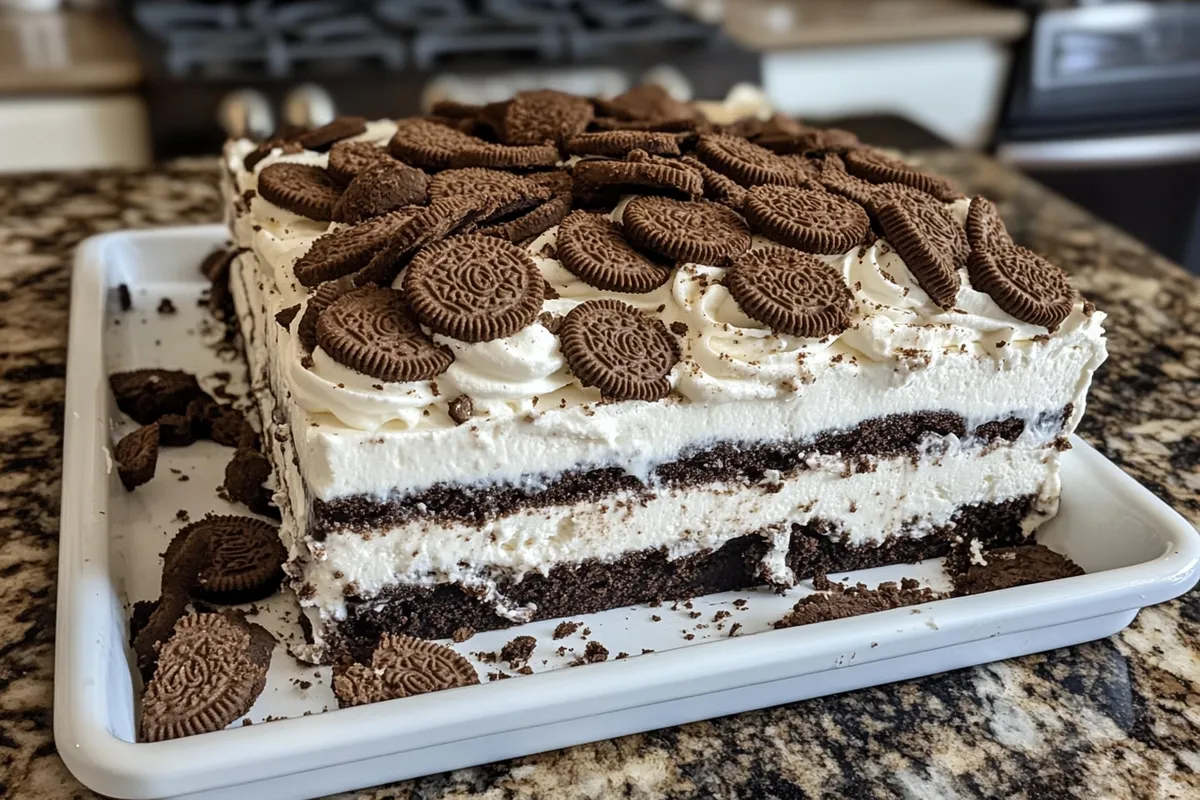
[
  {"x1": 728, "y1": 623, "x2": 742, "y2": 637},
  {"x1": 118, "y1": 284, "x2": 132, "y2": 311},
  {"x1": 500, "y1": 635, "x2": 537, "y2": 668},
  {"x1": 451, "y1": 626, "x2": 475, "y2": 643},
  {"x1": 552, "y1": 621, "x2": 581, "y2": 640},
  {"x1": 158, "y1": 297, "x2": 177, "y2": 315}
]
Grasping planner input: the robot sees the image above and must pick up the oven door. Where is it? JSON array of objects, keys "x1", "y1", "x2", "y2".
[{"x1": 997, "y1": 130, "x2": 1200, "y2": 274}]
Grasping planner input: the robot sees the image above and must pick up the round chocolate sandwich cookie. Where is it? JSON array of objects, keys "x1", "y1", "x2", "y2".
[
  {"x1": 333, "y1": 633, "x2": 478, "y2": 708},
  {"x1": 874, "y1": 199, "x2": 967, "y2": 309},
  {"x1": 725, "y1": 247, "x2": 854, "y2": 338},
  {"x1": 573, "y1": 154, "x2": 703, "y2": 203},
  {"x1": 297, "y1": 275, "x2": 358, "y2": 351},
  {"x1": 448, "y1": 141, "x2": 560, "y2": 170},
  {"x1": 560, "y1": 299, "x2": 680, "y2": 402},
  {"x1": 243, "y1": 138, "x2": 302, "y2": 172},
  {"x1": 427, "y1": 168, "x2": 546, "y2": 203},
  {"x1": 843, "y1": 149, "x2": 961, "y2": 202},
  {"x1": 317, "y1": 287, "x2": 455, "y2": 382},
  {"x1": 110, "y1": 368, "x2": 205, "y2": 424},
  {"x1": 256, "y1": 162, "x2": 341, "y2": 221},
  {"x1": 165, "y1": 515, "x2": 287, "y2": 604},
  {"x1": 757, "y1": 125, "x2": 860, "y2": 156},
  {"x1": 403, "y1": 235, "x2": 543, "y2": 343},
  {"x1": 968, "y1": 244, "x2": 1075, "y2": 331},
  {"x1": 209, "y1": 405, "x2": 256, "y2": 449},
  {"x1": 621, "y1": 196, "x2": 750, "y2": 266},
  {"x1": 695, "y1": 134, "x2": 814, "y2": 188},
  {"x1": 744, "y1": 185, "x2": 870, "y2": 254},
  {"x1": 479, "y1": 192, "x2": 571, "y2": 244},
  {"x1": 292, "y1": 207, "x2": 421, "y2": 287},
  {"x1": 388, "y1": 118, "x2": 485, "y2": 170},
  {"x1": 557, "y1": 210, "x2": 670, "y2": 293},
  {"x1": 966, "y1": 195, "x2": 1013, "y2": 251},
  {"x1": 593, "y1": 84, "x2": 699, "y2": 123},
  {"x1": 115, "y1": 422, "x2": 160, "y2": 491},
  {"x1": 327, "y1": 140, "x2": 395, "y2": 186},
  {"x1": 352, "y1": 194, "x2": 503, "y2": 287},
  {"x1": 681, "y1": 155, "x2": 748, "y2": 211},
  {"x1": 430, "y1": 99, "x2": 484, "y2": 119},
  {"x1": 502, "y1": 89, "x2": 593, "y2": 145},
  {"x1": 140, "y1": 613, "x2": 270, "y2": 742},
  {"x1": 298, "y1": 115, "x2": 367, "y2": 151},
  {"x1": 332, "y1": 161, "x2": 429, "y2": 224},
  {"x1": 564, "y1": 131, "x2": 681, "y2": 158}
]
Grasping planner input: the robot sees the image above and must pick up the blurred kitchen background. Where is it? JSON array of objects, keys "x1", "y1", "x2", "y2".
[{"x1": 2, "y1": 0, "x2": 1198, "y2": 272}]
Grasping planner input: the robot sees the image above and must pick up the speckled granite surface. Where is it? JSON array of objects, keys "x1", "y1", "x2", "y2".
[{"x1": 0, "y1": 153, "x2": 1196, "y2": 799}]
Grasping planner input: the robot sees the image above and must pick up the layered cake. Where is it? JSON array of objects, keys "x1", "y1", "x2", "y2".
[{"x1": 221, "y1": 89, "x2": 1106, "y2": 662}]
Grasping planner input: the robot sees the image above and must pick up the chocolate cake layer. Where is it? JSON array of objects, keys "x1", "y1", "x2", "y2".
[
  {"x1": 326, "y1": 495, "x2": 1036, "y2": 660},
  {"x1": 311, "y1": 407, "x2": 1070, "y2": 536}
]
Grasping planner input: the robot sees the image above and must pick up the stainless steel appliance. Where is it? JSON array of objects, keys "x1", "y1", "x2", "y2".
[{"x1": 995, "y1": 0, "x2": 1200, "y2": 273}]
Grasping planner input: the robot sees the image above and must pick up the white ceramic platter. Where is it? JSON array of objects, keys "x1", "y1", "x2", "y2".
[{"x1": 55, "y1": 226, "x2": 1200, "y2": 800}]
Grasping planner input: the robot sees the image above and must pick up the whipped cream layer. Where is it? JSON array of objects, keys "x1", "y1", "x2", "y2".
[
  {"x1": 222, "y1": 133, "x2": 1106, "y2": 502},
  {"x1": 301, "y1": 443, "x2": 1060, "y2": 623}
]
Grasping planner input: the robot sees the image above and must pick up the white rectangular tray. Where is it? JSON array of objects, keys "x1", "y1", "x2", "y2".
[{"x1": 56, "y1": 225, "x2": 1200, "y2": 800}]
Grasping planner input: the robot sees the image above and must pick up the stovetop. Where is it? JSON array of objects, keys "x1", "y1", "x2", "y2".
[{"x1": 128, "y1": 0, "x2": 721, "y2": 78}]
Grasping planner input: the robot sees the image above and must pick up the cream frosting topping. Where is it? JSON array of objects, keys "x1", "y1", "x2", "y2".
[{"x1": 224, "y1": 128, "x2": 1106, "y2": 437}]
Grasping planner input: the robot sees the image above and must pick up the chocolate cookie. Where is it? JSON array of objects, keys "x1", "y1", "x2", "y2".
[
  {"x1": 843, "y1": 149, "x2": 961, "y2": 202},
  {"x1": 327, "y1": 140, "x2": 396, "y2": 186},
  {"x1": 332, "y1": 161, "x2": 429, "y2": 224},
  {"x1": 292, "y1": 208, "x2": 421, "y2": 287},
  {"x1": 157, "y1": 414, "x2": 195, "y2": 447},
  {"x1": 479, "y1": 193, "x2": 571, "y2": 244},
  {"x1": 502, "y1": 89, "x2": 593, "y2": 145},
  {"x1": 726, "y1": 247, "x2": 854, "y2": 338},
  {"x1": 353, "y1": 194, "x2": 504, "y2": 287},
  {"x1": 140, "y1": 613, "x2": 273, "y2": 741},
  {"x1": 966, "y1": 196, "x2": 1012, "y2": 251},
  {"x1": 621, "y1": 196, "x2": 750, "y2": 266},
  {"x1": 165, "y1": 515, "x2": 287, "y2": 604},
  {"x1": 743, "y1": 185, "x2": 870, "y2": 254},
  {"x1": 557, "y1": 210, "x2": 670, "y2": 293},
  {"x1": 333, "y1": 633, "x2": 478, "y2": 708},
  {"x1": 757, "y1": 125, "x2": 860, "y2": 156},
  {"x1": 967, "y1": 244, "x2": 1076, "y2": 331},
  {"x1": 115, "y1": 422, "x2": 160, "y2": 491},
  {"x1": 298, "y1": 276, "x2": 359, "y2": 351},
  {"x1": 243, "y1": 138, "x2": 302, "y2": 172},
  {"x1": 560, "y1": 299, "x2": 680, "y2": 402},
  {"x1": 695, "y1": 134, "x2": 814, "y2": 188},
  {"x1": 448, "y1": 142, "x2": 560, "y2": 170},
  {"x1": 681, "y1": 155, "x2": 748, "y2": 211},
  {"x1": 875, "y1": 199, "x2": 968, "y2": 309},
  {"x1": 428, "y1": 168, "x2": 549, "y2": 205},
  {"x1": 110, "y1": 369, "x2": 205, "y2": 424},
  {"x1": 403, "y1": 234, "x2": 544, "y2": 343},
  {"x1": 298, "y1": 115, "x2": 367, "y2": 151},
  {"x1": 388, "y1": 118, "x2": 484, "y2": 170},
  {"x1": 223, "y1": 446, "x2": 275, "y2": 518},
  {"x1": 316, "y1": 287, "x2": 454, "y2": 382},
  {"x1": 593, "y1": 84, "x2": 699, "y2": 123},
  {"x1": 572, "y1": 152, "x2": 703, "y2": 202},
  {"x1": 257, "y1": 163, "x2": 341, "y2": 221},
  {"x1": 565, "y1": 131, "x2": 680, "y2": 158}
]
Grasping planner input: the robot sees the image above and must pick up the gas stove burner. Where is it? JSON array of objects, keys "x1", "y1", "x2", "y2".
[{"x1": 129, "y1": 0, "x2": 718, "y2": 77}]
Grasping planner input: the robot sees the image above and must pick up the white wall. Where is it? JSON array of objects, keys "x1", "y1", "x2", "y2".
[{"x1": 762, "y1": 38, "x2": 1012, "y2": 148}]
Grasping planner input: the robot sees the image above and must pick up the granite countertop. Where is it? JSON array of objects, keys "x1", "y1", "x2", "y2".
[{"x1": 0, "y1": 152, "x2": 1197, "y2": 799}]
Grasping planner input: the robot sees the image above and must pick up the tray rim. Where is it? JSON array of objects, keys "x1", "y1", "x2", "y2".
[{"x1": 54, "y1": 225, "x2": 1200, "y2": 799}]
